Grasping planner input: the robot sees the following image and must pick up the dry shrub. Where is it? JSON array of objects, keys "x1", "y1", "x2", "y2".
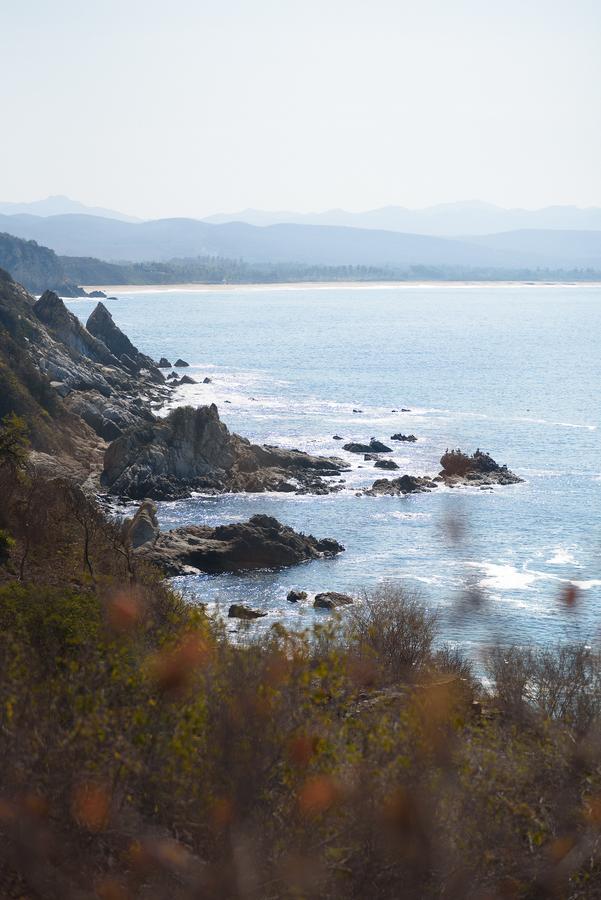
[
  {"x1": 344, "y1": 584, "x2": 438, "y2": 683},
  {"x1": 487, "y1": 642, "x2": 601, "y2": 732}
]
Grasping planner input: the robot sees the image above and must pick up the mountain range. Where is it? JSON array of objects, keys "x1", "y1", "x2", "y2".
[
  {"x1": 0, "y1": 195, "x2": 139, "y2": 222},
  {"x1": 203, "y1": 201, "x2": 601, "y2": 236},
  {"x1": 3, "y1": 197, "x2": 601, "y2": 237},
  {"x1": 0, "y1": 212, "x2": 600, "y2": 270}
]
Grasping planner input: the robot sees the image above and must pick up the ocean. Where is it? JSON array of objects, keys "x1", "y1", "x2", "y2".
[{"x1": 68, "y1": 283, "x2": 601, "y2": 658}]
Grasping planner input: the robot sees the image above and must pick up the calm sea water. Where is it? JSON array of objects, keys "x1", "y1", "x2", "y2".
[{"x1": 69, "y1": 284, "x2": 601, "y2": 656}]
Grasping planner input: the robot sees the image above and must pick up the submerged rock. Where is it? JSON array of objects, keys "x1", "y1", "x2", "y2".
[
  {"x1": 203, "y1": 376, "x2": 212, "y2": 384},
  {"x1": 314, "y1": 591, "x2": 354, "y2": 609},
  {"x1": 287, "y1": 590, "x2": 308, "y2": 603},
  {"x1": 136, "y1": 513, "x2": 345, "y2": 576}
]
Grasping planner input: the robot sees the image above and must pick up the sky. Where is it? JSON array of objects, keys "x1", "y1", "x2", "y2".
[{"x1": 1, "y1": 0, "x2": 600, "y2": 219}]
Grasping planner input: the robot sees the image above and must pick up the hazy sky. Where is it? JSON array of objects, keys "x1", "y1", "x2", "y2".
[{"x1": 1, "y1": 0, "x2": 600, "y2": 219}]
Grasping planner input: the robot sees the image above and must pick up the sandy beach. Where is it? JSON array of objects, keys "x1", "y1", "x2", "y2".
[{"x1": 79, "y1": 280, "x2": 596, "y2": 295}]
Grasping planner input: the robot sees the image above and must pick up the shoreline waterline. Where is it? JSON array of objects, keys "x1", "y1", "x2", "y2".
[{"x1": 78, "y1": 279, "x2": 601, "y2": 295}]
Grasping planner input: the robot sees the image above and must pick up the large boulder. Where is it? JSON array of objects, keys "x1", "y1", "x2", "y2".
[
  {"x1": 124, "y1": 499, "x2": 160, "y2": 549},
  {"x1": 314, "y1": 592, "x2": 354, "y2": 609},
  {"x1": 228, "y1": 604, "x2": 267, "y2": 620},
  {"x1": 136, "y1": 514, "x2": 345, "y2": 576}
]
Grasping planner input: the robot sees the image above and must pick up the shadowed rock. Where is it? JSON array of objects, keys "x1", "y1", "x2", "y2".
[
  {"x1": 374, "y1": 459, "x2": 399, "y2": 470},
  {"x1": 344, "y1": 437, "x2": 392, "y2": 454},
  {"x1": 135, "y1": 513, "x2": 345, "y2": 576},
  {"x1": 228, "y1": 604, "x2": 267, "y2": 620}
]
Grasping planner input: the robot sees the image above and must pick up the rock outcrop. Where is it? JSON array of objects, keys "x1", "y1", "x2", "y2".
[
  {"x1": 124, "y1": 499, "x2": 160, "y2": 549},
  {"x1": 439, "y1": 449, "x2": 523, "y2": 487},
  {"x1": 135, "y1": 514, "x2": 345, "y2": 576},
  {"x1": 102, "y1": 404, "x2": 347, "y2": 500},
  {"x1": 365, "y1": 474, "x2": 439, "y2": 496},
  {"x1": 374, "y1": 459, "x2": 399, "y2": 470},
  {"x1": 86, "y1": 302, "x2": 163, "y2": 382},
  {"x1": 391, "y1": 433, "x2": 417, "y2": 442},
  {"x1": 343, "y1": 438, "x2": 392, "y2": 454}
]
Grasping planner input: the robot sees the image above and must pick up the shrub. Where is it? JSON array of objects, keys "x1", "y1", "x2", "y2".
[
  {"x1": 486, "y1": 642, "x2": 601, "y2": 732},
  {"x1": 344, "y1": 584, "x2": 438, "y2": 682}
]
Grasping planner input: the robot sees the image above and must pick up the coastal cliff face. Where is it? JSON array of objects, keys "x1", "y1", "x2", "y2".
[
  {"x1": 0, "y1": 231, "x2": 85, "y2": 296},
  {"x1": 103, "y1": 403, "x2": 346, "y2": 499}
]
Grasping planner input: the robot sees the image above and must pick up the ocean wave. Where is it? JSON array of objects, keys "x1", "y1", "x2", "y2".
[{"x1": 546, "y1": 548, "x2": 580, "y2": 566}]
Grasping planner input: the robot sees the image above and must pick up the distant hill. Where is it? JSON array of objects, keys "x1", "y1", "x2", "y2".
[
  {"x1": 0, "y1": 195, "x2": 139, "y2": 222},
  {"x1": 0, "y1": 229, "x2": 599, "y2": 294},
  {"x1": 204, "y1": 201, "x2": 601, "y2": 236},
  {"x1": 467, "y1": 229, "x2": 601, "y2": 266},
  {"x1": 0, "y1": 212, "x2": 584, "y2": 268}
]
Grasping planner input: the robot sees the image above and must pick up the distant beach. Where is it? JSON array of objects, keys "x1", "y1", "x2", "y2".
[{"x1": 80, "y1": 279, "x2": 598, "y2": 295}]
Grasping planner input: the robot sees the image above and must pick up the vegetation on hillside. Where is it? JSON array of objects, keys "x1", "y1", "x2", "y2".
[{"x1": 1, "y1": 410, "x2": 601, "y2": 898}]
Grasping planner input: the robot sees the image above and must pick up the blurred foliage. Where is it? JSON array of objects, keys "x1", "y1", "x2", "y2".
[{"x1": 1, "y1": 470, "x2": 601, "y2": 898}]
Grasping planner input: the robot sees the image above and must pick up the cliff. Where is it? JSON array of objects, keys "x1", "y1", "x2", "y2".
[
  {"x1": 0, "y1": 232, "x2": 85, "y2": 296},
  {"x1": 0, "y1": 272, "x2": 345, "y2": 497}
]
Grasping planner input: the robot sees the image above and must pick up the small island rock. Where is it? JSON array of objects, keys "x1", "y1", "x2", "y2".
[
  {"x1": 314, "y1": 591, "x2": 354, "y2": 609},
  {"x1": 228, "y1": 604, "x2": 267, "y2": 620}
]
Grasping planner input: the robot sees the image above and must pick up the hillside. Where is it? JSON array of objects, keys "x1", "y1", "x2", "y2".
[
  {"x1": 0, "y1": 212, "x2": 557, "y2": 268},
  {"x1": 0, "y1": 232, "x2": 85, "y2": 296}
]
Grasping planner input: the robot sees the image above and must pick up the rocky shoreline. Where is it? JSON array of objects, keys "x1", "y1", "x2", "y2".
[{"x1": 0, "y1": 271, "x2": 525, "y2": 609}]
